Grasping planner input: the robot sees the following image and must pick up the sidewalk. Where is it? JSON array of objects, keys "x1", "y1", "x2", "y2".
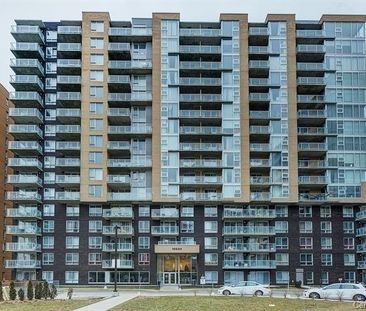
[{"x1": 73, "y1": 292, "x2": 138, "y2": 311}]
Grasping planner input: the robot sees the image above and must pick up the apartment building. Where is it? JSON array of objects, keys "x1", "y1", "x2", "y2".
[{"x1": 5, "y1": 12, "x2": 366, "y2": 286}]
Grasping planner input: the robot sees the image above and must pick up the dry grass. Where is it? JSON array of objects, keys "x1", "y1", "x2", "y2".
[
  {"x1": 0, "y1": 299, "x2": 98, "y2": 311},
  {"x1": 113, "y1": 296, "x2": 357, "y2": 311}
]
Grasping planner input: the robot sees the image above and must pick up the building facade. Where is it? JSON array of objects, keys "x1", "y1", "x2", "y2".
[{"x1": 5, "y1": 12, "x2": 366, "y2": 286}]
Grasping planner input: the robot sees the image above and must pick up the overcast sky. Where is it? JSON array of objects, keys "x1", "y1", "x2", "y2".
[{"x1": 2, "y1": 0, "x2": 366, "y2": 90}]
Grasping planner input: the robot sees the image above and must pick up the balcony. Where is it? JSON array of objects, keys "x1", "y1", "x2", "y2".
[
  {"x1": 56, "y1": 108, "x2": 81, "y2": 123},
  {"x1": 298, "y1": 176, "x2": 327, "y2": 185},
  {"x1": 9, "y1": 92, "x2": 43, "y2": 108},
  {"x1": 357, "y1": 244, "x2": 366, "y2": 253},
  {"x1": 297, "y1": 44, "x2": 326, "y2": 53},
  {"x1": 250, "y1": 143, "x2": 270, "y2": 152},
  {"x1": 56, "y1": 141, "x2": 80, "y2": 153},
  {"x1": 151, "y1": 209, "x2": 179, "y2": 219},
  {"x1": 250, "y1": 125, "x2": 270, "y2": 135},
  {"x1": 296, "y1": 30, "x2": 325, "y2": 38},
  {"x1": 5, "y1": 260, "x2": 41, "y2": 269},
  {"x1": 249, "y1": 93, "x2": 270, "y2": 102},
  {"x1": 10, "y1": 58, "x2": 44, "y2": 76},
  {"x1": 297, "y1": 77, "x2": 325, "y2": 86},
  {"x1": 55, "y1": 191, "x2": 80, "y2": 201},
  {"x1": 11, "y1": 42, "x2": 44, "y2": 59},
  {"x1": 108, "y1": 191, "x2": 152, "y2": 201},
  {"x1": 249, "y1": 27, "x2": 269, "y2": 36},
  {"x1": 109, "y1": 27, "x2": 152, "y2": 37},
  {"x1": 108, "y1": 60, "x2": 152, "y2": 73},
  {"x1": 103, "y1": 208, "x2": 133, "y2": 219},
  {"x1": 108, "y1": 43, "x2": 131, "y2": 53},
  {"x1": 251, "y1": 192, "x2": 271, "y2": 201},
  {"x1": 6, "y1": 225, "x2": 41, "y2": 235},
  {"x1": 180, "y1": 142, "x2": 222, "y2": 152},
  {"x1": 180, "y1": 61, "x2": 222, "y2": 71},
  {"x1": 108, "y1": 125, "x2": 152, "y2": 135},
  {"x1": 57, "y1": 75, "x2": 81, "y2": 85},
  {"x1": 8, "y1": 141, "x2": 42, "y2": 155},
  {"x1": 56, "y1": 158, "x2": 80, "y2": 167},
  {"x1": 298, "y1": 160, "x2": 326, "y2": 169},
  {"x1": 249, "y1": 60, "x2": 269, "y2": 70},
  {"x1": 56, "y1": 125, "x2": 80, "y2": 138},
  {"x1": 180, "y1": 77, "x2": 221, "y2": 86},
  {"x1": 248, "y1": 46, "x2": 269, "y2": 55},
  {"x1": 298, "y1": 127, "x2": 326, "y2": 136},
  {"x1": 102, "y1": 243, "x2": 134, "y2": 252},
  {"x1": 180, "y1": 28, "x2": 220, "y2": 37},
  {"x1": 108, "y1": 75, "x2": 131, "y2": 91},
  {"x1": 297, "y1": 95, "x2": 325, "y2": 104},
  {"x1": 357, "y1": 227, "x2": 366, "y2": 237},
  {"x1": 107, "y1": 108, "x2": 130, "y2": 122},
  {"x1": 251, "y1": 176, "x2": 271, "y2": 185},
  {"x1": 151, "y1": 226, "x2": 179, "y2": 236},
  {"x1": 249, "y1": 78, "x2": 279, "y2": 88},
  {"x1": 297, "y1": 63, "x2": 326, "y2": 72},
  {"x1": 299, "y1": 193, "x2": 327, "y2": 202},
  {"x1": 107, "y1": 141, "x2": 130, "y2": 153},
  {"x1": 180, "y1": 159, "x2": 222, "y2": 168},
  {"x1": 107, "y1": 175, "x2": 130, "y2": 185},
  {"x1": 223, "y1": 243, "x2": 275, "y2": 252},
  {"x1": 223, "y1": 226, "x2": 275, "y2": 236},
  {"x1": 5, "y1": 243, "x2": 41, "y2": 252},
  {"x1": 179, "y1": 94, "x2": 223, "y2": 103},
  {"x1": 8, "y1": 158, "x2": 42, "y2": 171},
  {"x1": 102, "y1": 260, "x2": 134, "y2": 269},
  {"x1": 10, "y1": 75, "x2": 43, "y2": 91},
  {"x1": 11, "y1": 25, "x2": 44, "y2": 43},
  {"x1": 9, "y1": 108, "x2": 43, "y2": 123},
  {"x1": 358, "y1": 261, "x2": 366, "y2": 269},
  {"x1": 57, "y1": 26, "x2": 82, "y2": 41},
  {"x1": 180, "y1": 192, "x2": 223, "y2": 201},
  {"x1": 57, "y1": 59, "x2": 81, "y2": 74},
  {"x1": 107, "y1": 157, "x2": 152, "y2": 168},
  {"x1": 8, "y1": 124, "x2": 43, "y2": 139},
  {"x1": 356, "y1": 211, "x2": 366, "y2": 222},
  {"x1": 108, "y1": 92, "x2": 152, "y2": 103},
  {"x1": 102, "y1": 225, "x2": 134, "y2": 236},
  {"x1": 6, "y1": 207, "x2": 42, "y2": 219},
  {"x1": 223, "y1": 259, "x2": 276, "y2": 269},
  {"x1": 57, "y1": 92, "x2": 81, "y2": 106},
  {"x1": 55, "y1": 175, "x2": 80, "y2": 185},
  {"x1": 250, "y1": 159, "x2": 270, "y2": 168},
  {"x1": 57, "y1": 43, "x2": 81, "y2": 57},
  {"x1": 180, "y1": 175, "x2": 222, "y2": 184},
  {"x1": 7, "y1": 174, "x2": 42, "y2": 186},
  {"x1": 179, "y1": 45, "x2": 220, "y2": 54},
  {"x1": 180, "y1": 126, "x2": 223, "y2": 135},
  {"x1": 179, "y1": 109, "x2": 221, "y2": 119},
  {"x1": 298, "y1": 143, "x2": 326, "y2": 152},
  {"x1": 222, "y1": 208, "x2": 275, "y2": 219}
]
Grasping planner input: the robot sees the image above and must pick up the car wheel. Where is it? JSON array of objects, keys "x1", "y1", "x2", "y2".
[
  {"x1": 309, "y1": 292, "x2": 320, "y2": 299},
  {"x1": 254, "y1": 290, "x2": 263, "y2": 296},
  {"x1": 353, "y1": 294, "x2": 366, "y2": 301},
  {"x1": 223, "y1": 290, "x2": 231, "y2": 296}
]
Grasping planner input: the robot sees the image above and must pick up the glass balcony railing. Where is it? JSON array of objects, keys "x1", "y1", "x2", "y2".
[
  {"x1": 55, "y1": 192, "x2": 80, "y2": 200},
  {"x1": 56, "y1": 108, "x2": 81, "y2": 118},
  {"x1": 103, "y1": 208, "x2": 133, "y2": 218},
  {"x1": 223, "y1": 242, "x2": 275, "y2": 252},
  {"x1": 296, "y1": 29, "x2": 325, "y2": 37},
  {"x1": 9, "y1": 108, "x2": 43, "y2": 121},
  {"x1": 108, "y1": 108, "x2": 130, "y2": 117},
  {"x1": 108, "y1": 191, "x2": 152, "y2": 201},
  {"x1": 108, "y1": 60, "x2": 152, "y2": 69},
  {"x1": 6, "y1": 225, "x2": 41, "y2": 235},
  {"x1": 297, "y1": 63, "x2": 326, "y2": 71},
  {"x1": 8, "y1": 141, "x2": 42, "y2": 153},
  {"x1": 102, "y1": 260, "x2": 134, "y2": 269},
  {"x1": 180, "y1": 159, "x2": 222, "y2": 168},
  {"x1": 56, "y1": 158, "x2": 80, "y2": 166},
  {"x1": 179, "y1": 94, "x2": 222, "y2": 102},
  {"x1": 298, "y1": 109, "x2": 326, "y2": 117},
  {"x1": 356, "y1": 211, "x2": 366, "y2": 221},
  {"x1": 57, "y1": 59, "x2": 81, "y2": 68},
  {"x1": 358, "y1": 261, "x2": 366, "y2": 269},
  {"x1": 249, "y1": 27, "x2": 269, "y2": 35},
  {"x1": 223, "y1": 226, "x2": 275, "y2": 235},
  {"x1": 357, "y1": 244, "x2": 366, "y2": 253},
  {"x1": 223, "y1": 259, "x2": 276, "y2": 269},
  {"x1": 102, "y1": 243, "x2": 134, "y2": 252},
  {"x1": 5, "y1": 242, "x2": 41, "y2": 252},
  {"x1": 179, "y1": 45, "x2": 221, "y2": 54},
  {"x1": 297, "y1": 44, "x2": 325, "y2": 53},
  {"x1": 10, "y1": 75, "x2": 44, "y2": 89},
  {"x1": 299, "y1": 193, "x2": 327, "y2": 201},
  {"x1": 108, "y1": 43, "x2": 131, "y2": 51},
  {"x1": 250, "y1": 159, "x2": 270, "y2": 167},
  {"x1": 107, "y1": 175, "x2": 130, "y2": 183},
  {"x1": 108, "y1": 92, "x2": 152, "y2": 102},
  {"x1": 180, "y1": 126, "x2": 222, "y2": 135},
  {"x1": 56, "y1": 141, "x2": 80, "y2": 150},
  {"x1": 249, "y1": 60, "x2": 269, "y2": 69},
  {"x1": 180, "y1": 142, "x2": 222, "y2": 151},
  {"x1": 180, "y1": 28, "x2": 220, "y2": 37},
  {"x1": 109, "y1": 27, "x2": 152, "y2": 36},
  {"x1": 57, "y1": 43, "x2": 81, "y2": 51},
  {"x1": 180, "y1": 176, "x2": 222, "y2": 184},
  {"x1": 151, "y1": 209, "x2": 179, "y2": 218},
  {"x1": 297, "y1": 95, "x2": 325, "y2": 103},
  {"x1": 56, "y1": 125, "x2": 80, "y2": 134},
  {"x1": 250, "y1": 125, "x2": 270, "y2": 134},
  {"x1": 10, "y1": 42, "x2": 44, "y2": 59},
  {"x1": 298, "y1": 143, "x2": 326, "y2": 151},
  {"x1": 7, "y1": 175, "x2": 42, "y2": 185},
  {"x1": 55, "y1": 175, "x2": 80, "y2": 183},
  {"x1": 108, "y1": 75, "x2": 131, "y2": 84},
  {"x1": 6, "y1": 208, "x2": 41, "y2": 218},
  {"x1": 180, "y1": 192, "x2": 223, "y2": 201},
  {"x1": 251, "y1": 192, "x2": 271, "y2": 201},
  {"x1": 107, "y1": 157, "x2": 152, "y2": 167},
  {"x1": 102, "y1": 225, "x2": 134, "y2": 235},
  {"x1": 298, "y1": 160, "x2": 326, "y2": 169},
  {"x1": 223, "y1": 208, "x2": 275, "y2": 219},
  {"x1": 57, "y1": 26, "x2": 82, "y2": 34},
  {"x1": 298, "y1": 127, "x2": 325, "y2": 135},
  {"x1": 11, "y1": 25, "x2": 44, "y2": 39},
  {"x1": 10, "y1": 58, "x2": 44, "y2": 75},
  {"x1": 8, "y1": 124, "x2": 43, "y2": 137},
  {"x1": 249, "y1": 93, "x2": 270, "y2": 101},
  {"x1": 180, "y1": 77, "x2": 221, "y2": 86},
  {"x1": 297, "y1": 77, "x2": 325, "y2": 85},
  {"x1": 180, "y1": 61, "x2": 222, "y2": 70},
  {"x1": 9, "y1": 92, "x2": 44, "y2": 106},
  {"x1": 107, "y1": 141, "x2": 130, "y2": 150},
  {"x1": 108, "y1": 125, "x2": 152, "y2": 134},
  {"x1": 248, "y1": 46, "x2": 269, "y2": 54},
  {"x1": 356, "y1": 227, "x2": 366, "y2": 237},
  {"x1": 57, "y1": 92, "x2": 81, "y2": 101},
  {"x1": 179, "y1": 110, "x2": 221, "y2": 118},
  {"x1": 8, "y1": 158, "x2": 42, "y2": 169},
  {"x1": 57, "y1": 75, "x2": 81, "y2": 84},
  {"x1": 298, "y1": 176, "x2": 327, "y2": 184},
  {"x1": 250, "y1": 176, "x2": 271, "y2": 184},
  {"x1": 151, "y1": 226, "x2": 179, "y2": 235},
  {"x1": 5, "y1": 260, "x2": 41, "y2": 269}
]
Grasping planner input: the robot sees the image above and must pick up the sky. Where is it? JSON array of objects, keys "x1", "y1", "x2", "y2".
[{"x1": 2, "y1": 0, "x2": 366, "y2": 90}]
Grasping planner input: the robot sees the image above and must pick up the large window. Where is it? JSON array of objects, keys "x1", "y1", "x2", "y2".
[
  {"x1": 204, "y1": 221, "x2": 218, "y2": 233},
  {"x1": 65, "y1": 253, "x2": 79, "y2": 265},
  {"x1": 204, "y1": 237, "x2": 218, "y2": 250},
  {"x1": 66, "y1": 236, "x2": 79, "y2": 249},
  {"x1": 88, "y1": 253, "x2": 102, "y2": 265},
  {"x1": 275, "y1": 237, "x2": 288, "y2": 249},
  {"x1": 89, "y1": 185, "x2": 102, "y2": 198},
  {"x1": 90, "y1": 38, "x2": 104, "y2": 49},
  {"x1": 204, "y1": 271, "x2": 218, "y2": 284},
  {"x1": 321, "y1": 253, "x2": 333, "y2": 266},
  {"x1": 89, "y1": 152, "x2": 103, "y2": 164},
  {"x1": 89, "y1": 237, "x2": 102, "y2": 249},
  {"x1": 276, "y1": 271, "x2": 289, "y2": 284},
  {"x1": 138, "y1": 237, "x2": 150, "y2": 249},
  {"x1": 89, "y1": 135, "x2": 103, "y2": 147},
  {"x1": 300, "y1": 253, "x2": 313, "y2": 266},
  {"x1": 66, "y1": 220, "x2": 79, "y2": 233},
  {"x1": 181, "y1": 221, "x2": 194, "y2": 233},
  {"x1": 91, "y1": 21, "x2": 104, "y2": 32},
  {"x1": 65, "y1": 271, "x2": 79, "y2": 284}
]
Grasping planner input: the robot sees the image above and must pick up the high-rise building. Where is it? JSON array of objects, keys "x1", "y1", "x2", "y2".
[{"x1": 5, "y1": 12, "x2": 366, "y2": 286}]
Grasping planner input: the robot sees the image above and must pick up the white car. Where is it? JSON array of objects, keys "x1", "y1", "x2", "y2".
[
  {"x1": 218, "y1": 281, "x2": 271, "y2": 296},
  {"x1": 303, "y1": 283, "x2": 366, "y2": 301}
]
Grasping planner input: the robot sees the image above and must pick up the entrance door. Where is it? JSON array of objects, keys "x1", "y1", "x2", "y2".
[{"x1": 163, "y1": 272, "x2": 176, "y2": 285}]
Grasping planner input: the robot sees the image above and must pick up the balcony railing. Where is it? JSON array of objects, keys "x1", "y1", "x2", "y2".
[
  {"x1": 223, "y1": 226, "x2": 275, "y2": 235},
  {"x1": 102, "y1": 243, "x2": 134, "y2": 252},
  {"x1": 10, "y1": 75, "x2": 44, "y2": 89},
  {"x1": 248, "y1": 46, "x2": 269, "y2": 54},
  {"x1": 57, "y1": 43, "x2": 81, "y2": 51},
  {"x1": 6, "y1": 225, "x2": 41, "y2": 235},
  {"x1": 251, "y1": 192, "x2": 271, "y2": 201},
  {"x1": 180, "y1": 61, "x2": 222, "y2": 70},
  {"x1": 57, "y1": 92, "x2": 81, "y2": 101},
  {"x1": 8, "y1": 158, "x2": 42, "y2": 169},
  {"x1": 297, "y1": 44, "x2": 326, "y2": 53},
  {"x1": 297, "y1": 77, "x2": 326, "y2": 85},
  {"x1": 249, "y1": 27, "x2": 269, "y2": 35},
  {"x1": 249, "y1": 60, "x2": 269, "y2": 69},
  {"x1": 55, "y1": 192, "x2": 80, "y2": 200},
  {"x1": 223, "y1": 243, "x2": 275, "y2": 252},
  {"x1": 108, "y1": 125, "x2": 152, "y2": 134},
  {"x1": 107, "y1": 175, "x2": 130, "y2": 184},
  {"x1": 103, "y1": 225, "x2": 134, "y2": 235},
  {"x1": 298, "y1": 160, "x2": 326, "y2": 168},
  {"x1": 356, "y1": 211, "x2": 366, "y2": 221},
  {"x1": 9, "y1": 92, "x2": 44, "y2": 106},
  {"x1": 7, "y1": 175, "x2": 42, "y2": 185},
  {"x1": 249, "y1": 93, "x2": 270, "y2": 102},
  {"x1": 5, "y1": 242, "x2": 41, "y2": 252},
  {"x1": 57, "y1": 26, "x2": 82, "y2": 34},
  {"x1": 56, "y1": 141, "x2": 80, "y2": 150},
  {"x1": 102, "y1": 260, "x2": 134, "y2": 269},
  {"x1": 10, "y1": 42, "x2": 44, "y2": 59},
  {"x1": 357, "y1": 244, "x2": 366, "y2": 253},
  {"x1": 107, "y1": 157, "x2": 152, "y2": 168},
  {"x1": 5, "y1": 260, "x2": 41, "y2": 269},
  {"x1": 179, "y1": 45, "x2": 221, "y2": 54},
  {"x1": 298, "y1": 127, "x2": 325, "y2": 135},
  {"x1": 151, "y1": 226, "x2": 179, "y2": 235},
  {"x1": 180, "y1": 192, "x2": 223, "y2": 201},
  {"x1": 108, "y1": 108, "x2": 130, "y2": 117},
  {"x1": 180, "y1": 176, "x2": 222, "y2": 184},
  {"x1": 108, "y1": 43, "x2": 131, "y2": 51},
  {"x1": 298, "y1": 143, "x2": 326, "y2": 151},
  {"x1": 6, "y1": 208, "x2": 41, "y2": 218},
  {"x1": 11, "y1": 25, "x2": 44, "y2": 39},
  {"x1": 57, "y1": 75, "x2": 81, "y2": 84},
  {"x1": 56, "y1": 125, "x2": 80, "y2": 134},
  {"x1": 55, "y1": 175, "x2": 80, "y2": 184},
  {"x1": 223, "y1": 259, "x2": 276, "y2": 269},
  {"x1": 57, "y1": 59, "x2": 81, "y2": 68},
  {"x1": 298, "y1": 176, "x2": 327, "y2": 184},
  {"x1": 109, "y1": 27, "x2": 152, "y2": 36},
  {"x1": 9, "y1": 108, "x2": 43, "y2": 121},
  {"x1": 250, "y1": 126, "x2": 270, "y2": 134},
  {"x1": 108, "y1": 60, "x2": 152, "y2": 69},
  {"x1": 8, "y1": 124, "x2": 43, "y2": 137},
  {"x1": 180, "y1": 126, "x2": 223, "y2": 135},
  {"x1": 297, "y1": 95, "x2": 325, "y2": 103},
  {"x1": 223, "y1": 209, "x2": 275, "y2": 218},
  {"x1": 8, "y1": 141, "x2": 42, "y2": 153},
  {"x1": 180, "y1": 159, "x2": 222, "y2": 168},
  {"x1": 179, "y1": 110, "x2": 221, "y2": 118},
  {"x1": 179, "y1": 94, "x2": 222, "y2": 102},
  {"x1": 56, "y1": 158, "x2": 80, "y2": 166},
  {"x1": 108, "y1": 75, "x2": 131, "y2": 84},
  {"x1": 107, "y1": 192, "x2": 152, "y2": 201},
  {"x1": 10, "y1": 58, "x2": 44, "y2": 75},
  {"x1": 180, "y1": 143, "x2": 222, "y2": 152},
  {"x1": 103, "y1": 208, "x2": 133, "y2": 218},
  {"x1": 299, "y1": 193, "x2": 327, "y2": 201},
  {"x1": 108, "y1": 92, "x2": 152, "y2": 102},
  {"x1": 56, "y1": 108, "x2": 81, "y2": 117},
  {"x1": 250, "y1": 159, "x2": 270, "y2": 167},
  {"x1": 296, "y1": 30, "x2": 325, "y2": 37},
  {"x1": 297, "y1": 63, "x2": 326, "y2": 71},
  {"x1": 180, "y1": 77, "x2": 221, "y2": 86},
  {"x1": 180, "y1": 28, "x2": 220, "y2": 37},
  {"x1": 151, "y1": 209, "x2": 179, "y2": 218},
  {"x1": 298, "y1": 109, "x2": 326, "y2": 118},
  {"x1": 108, "y1": 141, "x2": 130, "y2": 150}
]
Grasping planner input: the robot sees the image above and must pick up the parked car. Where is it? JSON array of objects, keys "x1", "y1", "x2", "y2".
[
  {"x1": 218, "y1": 281, "x2": 271, "y2": 296},
  {"x1": 303, "y1": 283, "x2": 366, "y2": 301}
]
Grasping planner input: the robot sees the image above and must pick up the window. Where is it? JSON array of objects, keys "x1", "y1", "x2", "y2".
[
  {"x1": 344, "y1": 272, "x2": 355, "y2": 283},
  {"x1": 321, "y1": 272, "x2": 329, "y2": 284},
  {"x1": 138, "y1": 237, "x2": 150, "y2": 249},
  {"x1": 42, "y1": 253, "x2": 54, "y2": 265},
  {"x1": 90, "y1": 119, "x2": 103, "y2": 130},
  {"x1": 89, "y1": 205, "x2": 102, "y2": 217},
  {"x1": 42, "y1": 271, "x2": 54, "y2": 283},
  {"x1": 90, "y1": 102, "x2": 103, "y2": 115},
  {"x1": 90, "y1": 38, "x2": 104, "y2": 49},
  {"x1": 89, "y1": 185, "x2": 102, "y2": 198},
  {"x1": 91, "y1": 21, "x2": 104, "y2": 32},
  {"x1": 43, "y1": 220, "x2": 54, "y2": 233},
  {"x1": 320, "y1": 221, "x2": 332, "y2": 233},
  {"x1": 65, "y1": 271, "x2": 79, "y2": 284},
  {"x1": 66, "y1": 236, "x2": 79, "y2": 249},
  {"x1": 343, "y1": 221, "x2": 354, "y2": 234},
  {"x1": 204, "y1": 271, "x2": 218, "y2": 284},
  {"x1": 299, "y1": 221, "x2": 312, "y2": 234},
  {"x1": 139, "y1": 206, "x2": 150, "y2": 217},
  {"x1": 204, "y1": 221, "x2": 218, "y2": 233},
  {"x1": 90, "y1": 54, "x2": 104, "y2": 65},
  {"x1": 299, "y1": 237, "x2": 313, "y2": 249},
  {"x1": 90, "y1": 86, "x2": 103, "y2": 98},
  {"x1": 275, "y1": 237, "x2": 288, "y2": 249},
  {"x1": 138, "y1": 253, "x2": 150, "y2": 265},
  {"x1": 46, "y1": 62, "x2": 57, "y2": 73},
  {"x1": 205, "y1": 253, "x2": 218, "y2": 265},
  {"x1": 89, "y1": 168, "x2": 103, "y2": 181},
  {"x1": 43, "y1": 236, "x2": 54, "y2": 249},
  {"x1": 89, "y1": 220, "x2": 102, "y2": 233},
  {"x1": 181, "y1": 206, "x2": 194, "y2": 217},
  {"x1": 320, "y1": 206, "x2": 331, "y2": 218},
  {"x1": 344, "y1": 237, "x2": 354, "y2": 249},
  {"x1": 89, "y1": 236, "x2": 102, "y2": 249},
  {"x1": 299, "y1": 206, "x2": 312, "y2": 217},
  {"x1": 275, "y1": 205, "x2": 288, "y2": 217},
  {"x1": 181, "y1": 221, "x2": 194, "y2": 233},
  {"x1": 275, "y1": 221, "x2": 288, "y2": 233},
  {"x1": 65, "y1": 253, "x2": 79, "y2": 265},
  {"x1": 321, "y1": 237, "x2": 332, "y2": 250},
  {"x1": 138, "y1": 220, "x2": 150, "y2": 233},
  {"x1": 89, "y1": 152, "x2": 103, "y2": 164},
  {"x1": 204, "y1": 237, "x2": 218, "y2": 250},
  {"x1": 46, "y1": 47, "x2": 57, "y2": 58},
  {"x1": 89, "y1": 135, "x2": 103, "y2": 147},
  {"x1": 90, "y1": 70, "x2": 104, "y2": 82},
  {"x1": 275, "y1": 253, "x2": 289, "y2": 265},
  {"x1": 300, "y1": 253, "x2": 313, "y2": 266},
  {"x1": 46, "y1": 31, "x2": 57, "y2": 42},
  {"x1": 46, "y1": 78, "x2": 56, "y2": 89},
  {"x1": 66, "y1": 205, "x2": 79, "y2": 217},
  {"x1": 305, "y1": 271, "x2": 314, "y2": 285},
  {"x1": 321, "y1": 253, "x2": 333, "y2": 266},
  {"x1": 66, "y1": 220, "x2": 79, "y2": 233},
  {"x1": 204, "y1": 206, "x2": 218, "y2": 217},
  {"x1": 43, "y1": 204, "x2": 55, "y2": 217},
  {"x1": 343, "y1": 206, "x2": 354, "y2": 217},
  {"x1": 276, "y1": 271, "x2": 289, "y2": 284},
  {"x1": 88, "y1": 253, "x2": 102, "y2": 265},
  {"x1": 344, "y1": 253, "x2": 355, "y2": 266}
]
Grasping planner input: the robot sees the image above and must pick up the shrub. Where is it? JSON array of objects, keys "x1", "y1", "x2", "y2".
[
  {"x1": 9, "y1": 281, "x2": 17, "y2": 300},
  {"x1": 34, "y1": 282, "x2": 42, "y2": 300},
  {"x1": 42, "y1": 281, "x2": 50, "y2": 299},
  {"x1": 18, "y1": 288, "x2": 25, "y2": 301},
  {"x1": 27, "y1": 281, "x2": 34, "y2": 300},
  {"x1": 49, "y1": 284, "x2": 57, "y2": 299}
]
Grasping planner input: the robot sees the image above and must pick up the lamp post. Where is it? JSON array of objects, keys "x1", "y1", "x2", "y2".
[{"x1": 113, "y1": 224, "x2": 121, "y2": 293}]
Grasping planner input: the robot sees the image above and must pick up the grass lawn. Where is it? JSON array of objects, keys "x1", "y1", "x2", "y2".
[
  {"x1": 112, "y1": 296, "x2": 358, "y2": 311},
  {"x1": 0, "y1": 299, "x2": 98, "y2": 311}
]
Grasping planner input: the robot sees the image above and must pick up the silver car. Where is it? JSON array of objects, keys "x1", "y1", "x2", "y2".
[{"x1": 303, "y1": 283, "x2": 366, "y2": 301}]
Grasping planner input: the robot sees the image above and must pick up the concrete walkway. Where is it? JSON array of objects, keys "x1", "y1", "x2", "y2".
[{"x1": 73, "y1": 292, "x2": 138, "y2": 311}]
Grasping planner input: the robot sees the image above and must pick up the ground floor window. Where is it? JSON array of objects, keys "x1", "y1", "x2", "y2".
[
  {"x1": 42, "y1": 271, "x2": 54, "y2": 283},
  {"x1": 248, "y1": 271, "x2": 270, "y2": 284},
  {"x1": 204, "y1": 271, "x2": 218, "y2": 284},
  {"x1": 344, "y1": 271, "x2": 355, "y2": 283},
  {"x1": 65, "y1": 271, "x2": 79, "y2": 284},
  {"x1": 88, "y1": 271, "x2": 150, "y2": 284},
  {"x1": 321, "y1": 271, "x2": 329, "y2": 284},
  {"x1": 224, "y1": 271, "x2": 244, "y2": 285},
  {"x1": 276, "y1": 271, "x2": 289, "y2": 284}
]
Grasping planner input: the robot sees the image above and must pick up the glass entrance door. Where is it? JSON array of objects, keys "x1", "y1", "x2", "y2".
[{"x1": 163, "y1": 272, "x2": 176, "y2": 285}]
